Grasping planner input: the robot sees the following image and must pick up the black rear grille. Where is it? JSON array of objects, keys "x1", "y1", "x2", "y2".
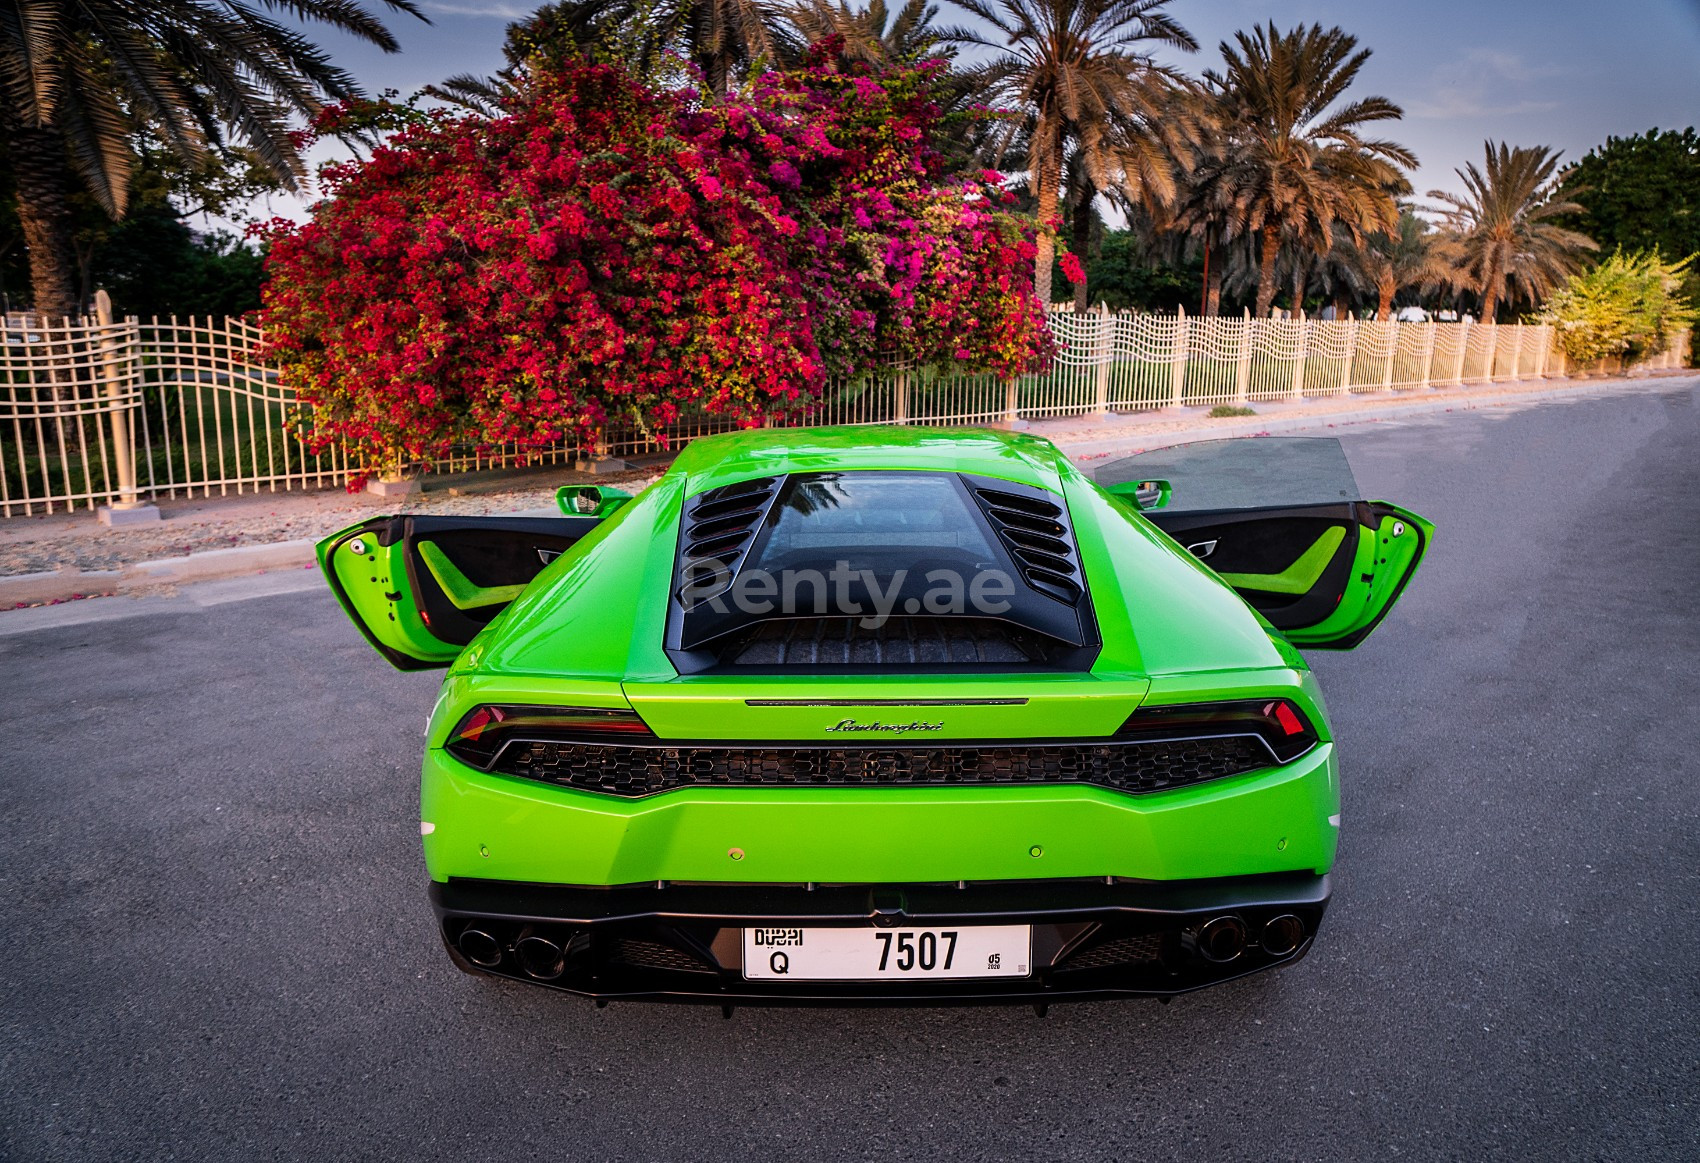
[
  {"x1": 487, "y1": 735, "x2": 1274, "y2": 798},
  {"x1": 607, "y1": 938, "x2": 715, "y2": 973},
  {"x1": 727, "y1": 616, "x2": 1039, "y2": 666},
  {"x1": 1058, "y1": 933, "x2": 1165, "y2": 970}
]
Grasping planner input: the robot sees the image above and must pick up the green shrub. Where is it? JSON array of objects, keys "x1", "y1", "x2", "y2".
[
  {"x1": 1208, "y1": 404, "x2": 1257, "y2": 418},
  {"x1": 1540, "y1": 251, "x2": 1695, "y2": 364}
]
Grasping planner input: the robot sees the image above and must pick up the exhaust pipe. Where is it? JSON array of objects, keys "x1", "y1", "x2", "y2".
[
  {"x1": 1260, "y1": 914, "x2": 1305, "y2": 957},
  {"x1": 515, "y1": 932, "x2": 568, "y2": 981},
  {"x1": 1191, "y1": 915, "x2": 1248, "y2": 963},
  {"x1": 456, "y1": 927, "x2": 504, "y2": 969}
]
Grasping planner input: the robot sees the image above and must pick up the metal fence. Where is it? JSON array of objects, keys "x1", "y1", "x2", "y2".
[{"x1": 1, "y1": 306, "x2": 1688, "y2": 517}]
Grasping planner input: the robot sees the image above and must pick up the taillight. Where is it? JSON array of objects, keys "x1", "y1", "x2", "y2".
[
  {"x1": 444, "y1": 704, "x2": 653, "y2": 769},
  {"x1": 1115, "y1": 699, "x2": 1320, "y2": 764}
]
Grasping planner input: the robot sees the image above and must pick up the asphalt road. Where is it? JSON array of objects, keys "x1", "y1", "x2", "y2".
[{"x1": 2, "y1": 381, "x2": 1697, "y2": 1161}]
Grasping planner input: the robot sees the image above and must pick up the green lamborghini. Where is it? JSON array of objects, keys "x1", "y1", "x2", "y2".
[{"x1": 318, "y1": 427, "x2": 1430, "y2": 1007}]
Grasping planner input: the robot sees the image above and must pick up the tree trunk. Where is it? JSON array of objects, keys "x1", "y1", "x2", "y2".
[
  {"x1": 1289, "y1": 255, "x2": 1307, "y2": 317},
  {"x1": 1032, "y1": 129, "x2": 1061, "y2": 306},
  {"x1": 705, "y1": 53, "x2": 731, "y2": 98},
  {"x1": 1255, "y1": 227, "x2": 1280, "y2": 318},
  {"x1": 1201, "y1": 231, "x2": 1223, "y2": 316},
  {"x1": 1376, "y1": 284, "x2": 1394, "y2": 321},
  {"x1": 12, "y1": 126, "x2": 81, "y2": 319},
  {"x1": 1479, "y1": 250, "x2": 1502, "y2": 323},
  {"x1": 1069, "y1": 197, "x2": 1092, "y2": 312}
]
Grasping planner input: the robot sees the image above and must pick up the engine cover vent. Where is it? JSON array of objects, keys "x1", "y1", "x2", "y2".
[
  {"x1": 676, "y1": 476, "x2": 781, "y2": 602},
  {"x1": 971, "y1": 484, "x2": 1085, "y2": 604}
]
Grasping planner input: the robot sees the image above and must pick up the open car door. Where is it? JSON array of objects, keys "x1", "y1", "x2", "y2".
[
  {"x1": 317, "y1": 514, "x2": 602, "y2": 669},
  {"x1": 1093, "y1": 437, "x2": 1432, "y2": 650}
]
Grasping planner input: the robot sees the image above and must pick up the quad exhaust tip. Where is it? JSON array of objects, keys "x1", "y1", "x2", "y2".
[
  {"x1": 1195, "y1": 915, "x2": 1249, "y2": 963},
  {"x1": 1260, "y1": 914, "x2": 1305, "y2": 957},
  {"x1": 457, "y1": 927, "x2": 504, "y2": 969},
  {"x1": 515, "y1": 933, "x2": 568, "y2": 981}
]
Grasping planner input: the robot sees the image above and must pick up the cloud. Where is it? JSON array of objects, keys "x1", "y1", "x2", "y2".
[
  {"x1": 1409, "y1": 50, "x2": 1562, "y2": 119},
  {"x1": 419, "y1": 1, "x2": 532, "y2": 17}
]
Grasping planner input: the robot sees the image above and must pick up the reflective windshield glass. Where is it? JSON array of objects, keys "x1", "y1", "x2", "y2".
[{"x1": 1091, "y1": 437, "x2": 1360, "y2": 512}]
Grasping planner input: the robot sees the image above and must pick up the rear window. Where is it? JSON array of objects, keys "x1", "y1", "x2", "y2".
[{"x1": 749, "y1": 473, "x2": 1001, "y2": 574}]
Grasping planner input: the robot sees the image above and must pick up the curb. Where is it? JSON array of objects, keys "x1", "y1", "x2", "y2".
[{"x1": 2, "y1": 538, "x2": 317, "y2": 610}]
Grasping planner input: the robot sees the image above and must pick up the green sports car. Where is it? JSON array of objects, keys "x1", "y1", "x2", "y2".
[{"x1": 318, "y1": 426, "x2": 1430, "y2": 1008}]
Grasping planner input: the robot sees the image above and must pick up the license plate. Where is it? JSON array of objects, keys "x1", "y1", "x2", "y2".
[{"x1": 742, "y1": 925, "x2": 1032, "y2": 981}]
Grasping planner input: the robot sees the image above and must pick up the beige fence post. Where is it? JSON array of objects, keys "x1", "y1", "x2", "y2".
[
  {"x1": 1379, "y1": 322, "x2": 1395, "y2": 391},
  {"x1": 1452, "y1": 320, "x2": 1469, "y2": 385},
  {"x1": 1003, "y1": 378, "x2": 1019, "y2": 425},
  {"x1": 1342, "y1": 317, "x2": 1360, "y2": 391},
  {"x1": 1169, "y1": 307, "x2": 1188, "y2": 407},
  {"x1": 1483, "y1": 323, "x2": 1501, "y2": 382},
  {"x1": 1419, "y1": 323, "x2": 1436, "y2": 389},
  {"x1": 1093, "y1": 305, "x2": 1112, "y2": 415},
  {"x1": 1289, "y1": 318, "x2": 1307, "y2": 400},
  {"x1": 893, "y1": 370, "x2": 910, "y2": 424},
  {"x1": 1235, "y1": 311, "x2": 1252, "y2": 403},
  {"x1": 94, "y1": 290, "x2": 158, "y2": 526}
]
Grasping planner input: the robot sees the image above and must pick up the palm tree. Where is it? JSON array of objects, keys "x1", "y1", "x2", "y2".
[
  {"x1": 2, "y1": 0, "x2": 426, "y2": 318},
  {"x1": 791, "y1": 0, "x2": 946, "y2": 62},
  {"x1": 424, "y1": 1, "x2": 620, "y2": 117},
  {"x1": 1160, "y1": 93, "x2": 1243, "y2": 316},
  {"x1": 654, "y1": 0, "x2": 800, "y2": 94},
  {"x1": 944, "y1": 0, "x2": 1197, "y2": 304},
  {"x1": 1058, "y1": 93, "x2": 1194, "y2": 311},
  {"x1": 1327, "y1": 209, "x2": 1450, "y2": 320},
  {"x1": 1200, "y1": 23, "x2": 1413, "y2": 318},
  {"x1": 427, "y1": 0, "x2": 795, "y2": 112},
  {"x1": 1426, "y1": 142, "x2": 1596, "y2": 321}
]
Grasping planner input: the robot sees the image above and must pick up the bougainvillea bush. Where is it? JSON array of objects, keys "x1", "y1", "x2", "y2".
[{"x1": 258, "y1": 46, "x2": 1054, "y2": 475}]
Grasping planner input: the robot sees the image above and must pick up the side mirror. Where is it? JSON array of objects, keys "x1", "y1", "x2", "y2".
[
  {"x1": 557, "y1": 484, "x2": 633, "y2": 518},
  {"x1": 1106, "y1": 478, "x2": 1173, "y2": 511},
  {"x1": 1132, "y1": 480, "x2": 1172, "y2": 511}
]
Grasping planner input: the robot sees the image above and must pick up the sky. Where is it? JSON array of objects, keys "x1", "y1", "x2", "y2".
[{"x1": 238, "y1": 0, "x2": 1700, "y2": 226}]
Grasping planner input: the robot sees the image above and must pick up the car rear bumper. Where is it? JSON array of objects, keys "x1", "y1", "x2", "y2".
[
  {"x1": 419, "y1": 743, "x2": 1339, "y2": 885},
  {"x1": 430, "y1": 872, "x2": 1330, "y2": 1006}
]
